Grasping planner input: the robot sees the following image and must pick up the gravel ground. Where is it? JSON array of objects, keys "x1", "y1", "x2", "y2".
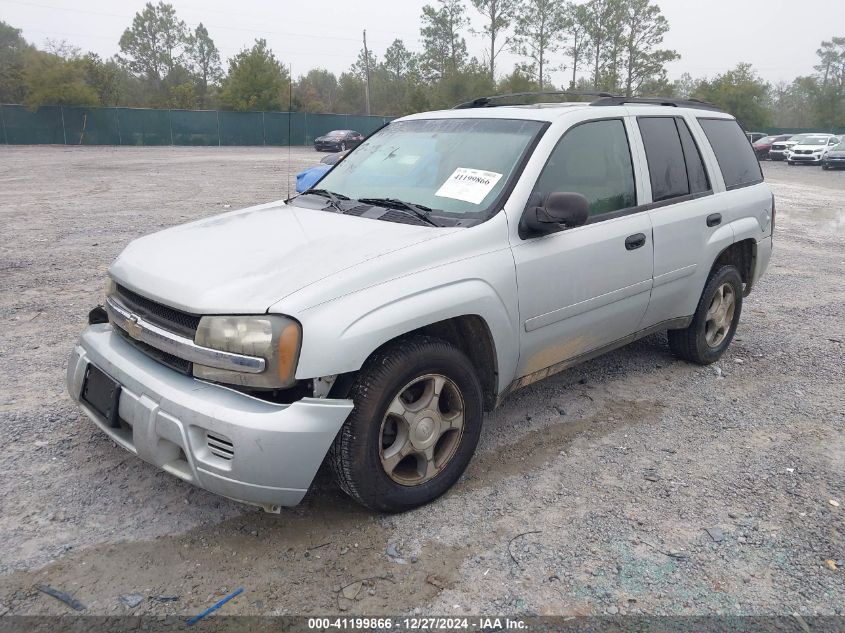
[{"x1": 0, "y1": 147, "x2": 842, "y2": 618}]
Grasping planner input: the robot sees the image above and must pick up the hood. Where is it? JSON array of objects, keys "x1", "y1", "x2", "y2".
[
  {"x1": 791, "y1": 144, "x2": 827, "y2": 151},
  {"x1": 827, "y1": 150, "x2": 845, "y2": 157},
  {"x1": 109, "y1": 200, "x2": 455, "y2": 314}
]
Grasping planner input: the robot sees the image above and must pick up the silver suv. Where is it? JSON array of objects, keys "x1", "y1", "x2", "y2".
[{"x1": 68, "y1": 95, "x2": 774, "y2": 513}]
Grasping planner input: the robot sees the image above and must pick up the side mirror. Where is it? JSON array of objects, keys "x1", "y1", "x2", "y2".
[{"x1": 519, "y1": 192, "x2": 590, "y2": 238}]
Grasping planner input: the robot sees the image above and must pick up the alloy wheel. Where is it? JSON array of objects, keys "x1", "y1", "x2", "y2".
[
  {"x1": 378, "y1": 374, "x2": 465, "y2": 486},
  {"x1": 704, "y1": 283, "x2": 736, "y2": 347}
]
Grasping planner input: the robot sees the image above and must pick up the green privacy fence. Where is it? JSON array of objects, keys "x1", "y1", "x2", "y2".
[{"x1": 0, "y1": 104, "x2": 394, "y2": 146}]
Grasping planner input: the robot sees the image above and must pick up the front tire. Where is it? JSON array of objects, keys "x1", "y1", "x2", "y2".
[
  {"x1": 668, "y1": 266, "x2": 743, "y2": 365},
  {"x1": 329, "y1": 336, "x2": 483, "y2": 513}
]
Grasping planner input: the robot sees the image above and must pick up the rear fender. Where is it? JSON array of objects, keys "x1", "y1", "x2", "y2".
[
  {"x1": 677, "y1": 223, "x2": 735, "y2": 316},
  {"x1": 730, "y1": 214, "x2": 770, "y2": 242}
]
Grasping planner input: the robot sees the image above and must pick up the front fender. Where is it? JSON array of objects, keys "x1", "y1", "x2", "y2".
[{"x1": 288, "y1": 253, "x2": 520, "y2": 397}]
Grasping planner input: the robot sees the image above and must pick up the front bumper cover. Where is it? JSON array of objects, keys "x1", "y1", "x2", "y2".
[
  {"x1": 67, "y1": 324, "x2": 353, "y2": 509},
  {"x1": 788, "y1": 154, "x2": 823, "y2": 163}
]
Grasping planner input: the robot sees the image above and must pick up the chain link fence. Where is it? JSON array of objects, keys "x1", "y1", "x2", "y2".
[
  {"x1": 2, "y1": 105, "x2": 839, "y2": 147},
  {"x1": 0, "y1": 105, "x2": 394, "y2": 146}
]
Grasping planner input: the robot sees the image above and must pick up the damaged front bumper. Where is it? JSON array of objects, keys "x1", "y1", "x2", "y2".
[{"x1": 67, "y1": 324, "x2": 353, "y2": 509}]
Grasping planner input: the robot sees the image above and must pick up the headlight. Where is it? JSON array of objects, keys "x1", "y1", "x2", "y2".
[{"x1": 193, "y1": 315, "x2": 302, "y2": 389}]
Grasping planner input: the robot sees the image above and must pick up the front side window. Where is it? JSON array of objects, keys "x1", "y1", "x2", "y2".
[
  {"x1": 699, "y1": 118, "x2": 764, "y2": 190},
  {"x1": 530, "y1": 119, "x2": 637, "y2": 218},
  {"x1": 305, "y1": 118, "x2": 545, "y2": 219}
]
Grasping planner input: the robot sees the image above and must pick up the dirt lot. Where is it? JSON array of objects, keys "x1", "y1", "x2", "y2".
[{"x1": 0, "y1": 147, "x2": 842, "y2": 618}]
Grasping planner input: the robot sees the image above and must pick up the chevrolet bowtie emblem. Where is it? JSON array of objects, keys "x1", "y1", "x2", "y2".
[{"x1": 125, "y1": 314, "x2": 143, "y2": 340}]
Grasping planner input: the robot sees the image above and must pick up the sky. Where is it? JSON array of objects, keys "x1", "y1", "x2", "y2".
[{"x1": 1, "y1": 0, "x2": 843, "y2": 88}]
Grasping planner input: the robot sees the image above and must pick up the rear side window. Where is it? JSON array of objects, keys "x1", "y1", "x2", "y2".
[
  {"x1": 532, "y1": 119, "x2": 636, "y2": 218},
  {"x1": 698, "y1": 118, "x2": 764, "y2": 190},
  {"x1": 637, "y1": 117, "x2": 689, "y2": 201}
]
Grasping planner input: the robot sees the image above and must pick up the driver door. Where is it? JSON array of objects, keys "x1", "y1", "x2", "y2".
[{"x1": 510, "y1": 117, "x2": 654, "y2": 379}]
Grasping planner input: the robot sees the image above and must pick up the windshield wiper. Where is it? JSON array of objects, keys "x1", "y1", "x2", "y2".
[
  {"x1": 302, "y1": 188, "x2": 350, "y2": 213},
  {"x1": 357, "y1": 197, "x2": 442, "y2": 227}
]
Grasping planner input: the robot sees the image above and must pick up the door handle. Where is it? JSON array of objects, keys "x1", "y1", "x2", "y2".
[
  {"x1": 625, "y1": 233, "x2": 647, "y2": 251},
  {"x1": 707, "y1": 213, "x2": 722, "y2": 227}
]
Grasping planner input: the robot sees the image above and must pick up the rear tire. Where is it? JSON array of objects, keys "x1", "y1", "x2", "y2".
[
  {"x1": 668, "y1": 266, "x2": 743, "y2": 365},
  {"x1": 329, "y1": 336, "x2": 483, "y2": 513}
]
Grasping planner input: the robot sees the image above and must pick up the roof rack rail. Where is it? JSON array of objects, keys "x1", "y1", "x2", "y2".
[
  {"x1": 453, "y1": 91, "x2": 618, "y2": 109},
  {"x1": 590, "y1": 96, "x2": 722, "y2": 111}
]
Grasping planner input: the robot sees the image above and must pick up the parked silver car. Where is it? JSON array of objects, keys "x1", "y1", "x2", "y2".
[{"x1": 68, "y1": 95, "x2": 774, "y2": 513}]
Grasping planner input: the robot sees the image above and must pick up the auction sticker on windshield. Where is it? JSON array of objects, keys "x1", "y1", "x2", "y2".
[{"x1": 435, "y1": 167, "x2": 503, "y2": 205}]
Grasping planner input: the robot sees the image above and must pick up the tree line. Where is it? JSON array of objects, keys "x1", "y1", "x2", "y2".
[{"x1": 0, "y1": 1, "x2": 842, "y2": 130}]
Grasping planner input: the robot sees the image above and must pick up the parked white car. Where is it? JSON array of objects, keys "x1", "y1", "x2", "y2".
[
  {"x1": 68, "y1": 95, "x2": 774, "y2": 513},
  {"x1": 787, "y1": 134, "x2": 840, "y2": 165}
]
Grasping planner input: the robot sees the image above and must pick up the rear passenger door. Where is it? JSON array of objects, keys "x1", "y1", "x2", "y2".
[
  {"x1": 511, "y1": 118, "x2": 654, "y2": 379},
  {"x1": 635, "y1": 115, "x2": 731, "y2": 328}
]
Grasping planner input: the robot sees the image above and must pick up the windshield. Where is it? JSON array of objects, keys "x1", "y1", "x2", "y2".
[
  {"x1": 756, "y1": 136, "x2": 777, "y2": 144},
  {"x1": 801, "y1": 137, "x2": 829, "y2": 146},
  {"x1": 326, "y1": 131, "x2": 347, "y2": 137},
  {"x1": 788, "y1": 134, "x2": 809, "y2": 142},
  {"x1": 306, "y1": 118, "x2": 545, "y2": 218}
]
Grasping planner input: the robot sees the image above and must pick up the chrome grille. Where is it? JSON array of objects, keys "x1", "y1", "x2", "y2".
[
  {"x1": 114, "y1": 325, "x2": 192, "y2": 375},
  {"x1": 115, "y1": 284, "x2": 200, "y2": 338},
  {"x1": 111, "y1": 285, "x2": 200, "y2": 373}
]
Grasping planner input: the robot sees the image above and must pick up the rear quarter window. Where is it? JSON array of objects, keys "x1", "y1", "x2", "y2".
[{"x1": 698, "y1": 118, "x2": 763, "y2": 190}]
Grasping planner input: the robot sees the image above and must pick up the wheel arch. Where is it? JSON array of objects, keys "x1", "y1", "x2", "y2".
[
  {"x1": 329, "y1": 315, "x2": 500, "y2": 412},
  {"x1": 710, "y1": 238, "x2": 757, "y2": 296}
]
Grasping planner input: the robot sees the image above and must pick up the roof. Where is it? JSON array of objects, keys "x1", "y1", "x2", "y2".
[
  {"x1": 397, "y1": 92, "x2": 732, "y2": 124},
  {"x1": 399, "y1": 102, "x2": 734, "y2": 124}
]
